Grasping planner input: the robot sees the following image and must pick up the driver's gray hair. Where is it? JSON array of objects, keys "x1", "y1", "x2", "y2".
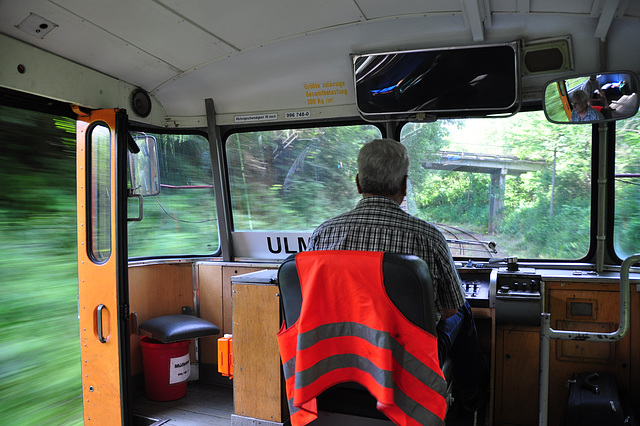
[
  {"x1": 571, "y1": 89, "x2": 588, "y2": 104},
  {"x1": 357, "y1": 138, "x2": 409, "y2": 196}
]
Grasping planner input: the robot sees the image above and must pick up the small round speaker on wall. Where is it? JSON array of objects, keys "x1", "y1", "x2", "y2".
[{"x1": 131, "y1": 88, "x2": 152, "y2": 118}]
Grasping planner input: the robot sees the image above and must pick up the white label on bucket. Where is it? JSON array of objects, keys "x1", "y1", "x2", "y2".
[{"x1": 169, "y1": 353, "x2": 190, "y2": 385}]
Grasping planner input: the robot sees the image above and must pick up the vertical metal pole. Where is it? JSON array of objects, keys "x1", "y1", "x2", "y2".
[
  {"x1": 595, "y1": 123, "x2": 608, "y2": 273},
  {"x1": 205, "y1": 98, "x2": 234, "y2": 261},
  {"x1": 538, "y1": 313, "x2": 551, "y2": 426},
  {"x1": 385, "y1": 122, "x2": 395, "y2": 139}
]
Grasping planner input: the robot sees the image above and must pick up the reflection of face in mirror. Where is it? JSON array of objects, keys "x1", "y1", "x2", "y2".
[
  {"x1": 543, "y1": 71, "x2": 640, "y2": 124},
  {"x1": 570, "y1": 90, "x2": 604, "y2": 122},
  {"x1": 584, "y1": 75, "x2": 600, "y2": 99}
]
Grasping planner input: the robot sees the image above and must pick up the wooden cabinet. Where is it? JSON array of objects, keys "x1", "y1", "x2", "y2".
[
  {"x1": 544, "y1": 281, "x2": 631, "y2": 425},
  {"x1": 494, "y1": 280, "x2": 632, "y2": 426},
  {"x1": 232, "y1": 271, "x2": 287, "y2": 424},
  {"x1": 495, "y1": 325, "x2": 540, "y2": 426}
]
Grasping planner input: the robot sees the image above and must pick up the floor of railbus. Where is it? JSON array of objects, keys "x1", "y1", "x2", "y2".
[
  {"x1": 133, "y1": 382, "x2": 234, "y2": 426},
  {"x1": 131, "y1": 381, "x2": 488, "y2": 426},
  {"x1": 446, "y1": 400, "x2": 489, "y2": 426}
]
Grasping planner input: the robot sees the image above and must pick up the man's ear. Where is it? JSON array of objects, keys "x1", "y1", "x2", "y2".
[{"x1": 356, "y1": 174, "x2": 363, "y2": 194}]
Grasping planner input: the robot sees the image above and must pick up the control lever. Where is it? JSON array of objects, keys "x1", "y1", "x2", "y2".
[
  {"x1": 466, "y1": 256, "x2": 516, "y2": 268},
  {"x1": 484, "y1": 256, "x2": 520, "y2": 271}
]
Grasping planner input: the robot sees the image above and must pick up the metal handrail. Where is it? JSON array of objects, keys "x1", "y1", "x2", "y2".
[{"x1": 538, "y1": 253, "x2": 639, "y2": 426}]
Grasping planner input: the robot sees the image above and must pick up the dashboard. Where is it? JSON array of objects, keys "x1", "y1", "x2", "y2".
[{"x1": 458, "y1": 266, "x2": 542, "y2": 325}]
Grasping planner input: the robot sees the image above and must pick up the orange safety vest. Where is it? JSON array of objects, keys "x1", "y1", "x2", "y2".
[{"x1": 277, "y1": 250, "x2": 447, "y2": 426}]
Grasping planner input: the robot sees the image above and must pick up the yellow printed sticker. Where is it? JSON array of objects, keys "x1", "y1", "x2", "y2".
[{"x1": 304, "y1": 80, "x2": 348, "y2": 106}]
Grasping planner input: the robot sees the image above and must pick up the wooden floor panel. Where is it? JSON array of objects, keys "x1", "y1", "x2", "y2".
[{"x1": 133, "y1": 382, "x2": 233, "y2": 425}]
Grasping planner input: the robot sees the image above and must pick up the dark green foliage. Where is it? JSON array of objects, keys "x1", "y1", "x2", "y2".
[
  {"x1": 613, "y1": 115, "x2": 640, "y2": 257},
  {"x1": 227, "y1": 125, "x2": 380, "y2": 230},
  {"x1": 127, "y1": 132, "x2": 219, "y2": 257},
  {"x1": 0, "y1": 105, "x2": 82, "y2": 424}
]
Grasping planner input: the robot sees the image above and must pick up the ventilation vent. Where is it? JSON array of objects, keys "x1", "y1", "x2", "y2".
[{"x1": 522, "y1": 36, "x2": 573, "y2": 76}]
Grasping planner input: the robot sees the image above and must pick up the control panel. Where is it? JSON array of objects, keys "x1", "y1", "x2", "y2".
[
  {"x1": 456, "y1": 265, "x2": 544, "y2": 325},
  {"x1": 458, "y1": 268, "x2": 494, "y2": 308},
  {"x1": 496, "y1": 273, "x2": 541, "y2": 297},
  {"x1": 495, "y1": 270, "x2": 542, "y2": 325}
]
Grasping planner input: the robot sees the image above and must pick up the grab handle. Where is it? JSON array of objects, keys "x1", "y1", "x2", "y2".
[
  {"x1": 97, "y1": 304, "x2": 107, "y2": 343},
  {"x1": 127, "y1": 190, "x2": 143, "y2": 222}
]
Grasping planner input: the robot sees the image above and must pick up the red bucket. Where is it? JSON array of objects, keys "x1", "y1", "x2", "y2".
[{"x1": 139, "y1": 336, "x2": 191, "y2": 401}]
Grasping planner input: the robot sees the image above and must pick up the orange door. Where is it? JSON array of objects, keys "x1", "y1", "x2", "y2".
[
  {"x1": 76, "y1": 109, "x2": 131, "y2": 424},
  {"x1": 555, "y1": 81, "x2": 572, "y2": 120}
]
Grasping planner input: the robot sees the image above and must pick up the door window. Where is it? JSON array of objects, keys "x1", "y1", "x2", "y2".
[{"x1": 88, "y1": 123, "x2": 112, "y2": 263}]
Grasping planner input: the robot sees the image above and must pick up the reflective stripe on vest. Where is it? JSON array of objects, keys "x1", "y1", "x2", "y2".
[{"x1": 277, "y1": 251, "x2": 447, "y2": 426}]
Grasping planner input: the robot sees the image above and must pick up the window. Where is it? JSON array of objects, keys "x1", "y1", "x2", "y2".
[
  {"x1": 400, "y1": 111, "x2": 592, "y2": 260},
  {"x1": 614, "y1": 109, "x2": 640, "y2": 259},
  {"x1": 226, "y1": 125, "x2": 382, "y2": 231},
  {"x1": 127, "y1": 132, "x2": 218, "y2": 257},
  {"x1": 226, "y1": 115, "x2": 591, "y2": 260},
  {"x1": 88, "y1": 123, "x2": 112, "y2": 262}
]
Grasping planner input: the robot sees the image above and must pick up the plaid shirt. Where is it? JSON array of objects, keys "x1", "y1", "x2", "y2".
[{"x1": 307, "y1": 196, "x2": 466, "y2": 322}]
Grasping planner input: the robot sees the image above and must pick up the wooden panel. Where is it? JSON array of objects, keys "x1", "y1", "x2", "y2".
[
  {"x1": 223, "y1": 266, "x2": 267, "y2": 335},
  {"x1": 128, "y1": 263, "x2": 194, "y2": 375},
  {"x1": 198, "y1": 265, "x2": 267, "y2": 365},
  {"x1": 232, "y1": 282, "x2": 283, "y2": 422},
  {"x1": 198, "y1": 264, "x2": 224, "y2": 365},
  {"x1": 478, "y1": 314, "x2": 496, "y2": 425},
  {"x1": 495, "y1": 326, "x2": 540, "y2": 426},
  {"x1": 545, "y1": 281, "x2": 632, "y2": 426}
]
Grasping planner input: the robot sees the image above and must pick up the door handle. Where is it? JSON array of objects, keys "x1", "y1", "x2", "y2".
[{"x1": 97, "y1": 304, "x2": 107, "y2": 343}]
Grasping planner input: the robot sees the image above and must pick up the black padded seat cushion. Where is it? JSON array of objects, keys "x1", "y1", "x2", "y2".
[{"x1": 139, "y1": 314, "x2": 220, "y2": 343}]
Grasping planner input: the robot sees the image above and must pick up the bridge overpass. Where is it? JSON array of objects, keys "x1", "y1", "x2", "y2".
[{"x1": 423, "y1": 151, "x2": 548, "y2": 234}]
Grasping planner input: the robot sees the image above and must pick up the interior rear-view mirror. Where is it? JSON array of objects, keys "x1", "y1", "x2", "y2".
[
  {"x1": 543, "y1": 71, "x2": 639, "y2": 124},
  {"x1": 353, "y1": 42, "x2": 520, "y2": 121}
]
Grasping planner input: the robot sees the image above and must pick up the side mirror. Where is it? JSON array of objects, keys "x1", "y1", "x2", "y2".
[
  {"x1": 543, "y1": 71, "x2": 639, "y2": 124},
  {"x1": 128, "y1": 132, "x2": 160, "y2": 196}
]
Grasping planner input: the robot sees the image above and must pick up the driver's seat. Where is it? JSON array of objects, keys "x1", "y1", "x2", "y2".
[{"x1": 277, "y1": 250, "x2": 453, "y2": 425}]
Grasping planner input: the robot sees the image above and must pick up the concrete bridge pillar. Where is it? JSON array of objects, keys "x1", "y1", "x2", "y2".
[{"x1": 488, "y1": 168, "x2": 507, "y2": 235}]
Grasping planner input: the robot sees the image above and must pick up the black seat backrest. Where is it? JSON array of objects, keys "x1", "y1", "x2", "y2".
[
  {"x1": 277, "y1": 251, "x2": 442, "y2": 420},
  {"x1": 277, "y1": 251, "x2": 437, "y2": 336}
]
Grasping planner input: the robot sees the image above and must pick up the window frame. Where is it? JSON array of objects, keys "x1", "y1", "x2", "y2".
[{"x1": 126, "y1": 125, "x2": 222, "y2": 260}]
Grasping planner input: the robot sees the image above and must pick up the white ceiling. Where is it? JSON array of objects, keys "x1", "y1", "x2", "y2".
[{"x1": 1, "y1": 0, "x2": 639, "y2": 120}]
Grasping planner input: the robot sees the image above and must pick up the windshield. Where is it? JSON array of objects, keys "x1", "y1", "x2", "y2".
[
  {"x1": 226, "y1": 111, "x2": 593, "y2": 260},
  {"x1": 400, "y1": 111, "x2": 591, "y2": 260}
]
